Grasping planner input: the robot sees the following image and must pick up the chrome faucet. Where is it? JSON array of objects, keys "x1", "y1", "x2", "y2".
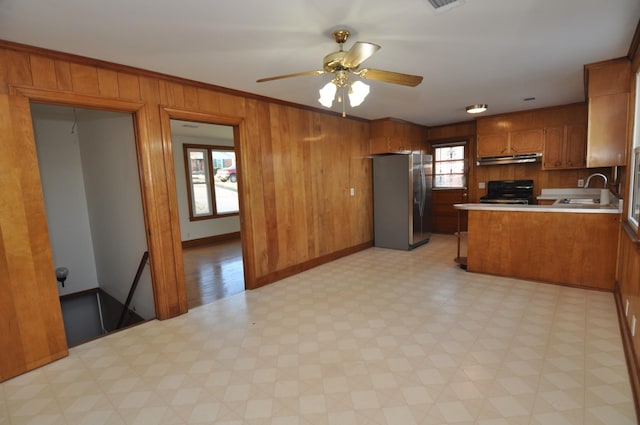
[{"x1": 584, "y1": 173, "x2": 608, "y2": 188}]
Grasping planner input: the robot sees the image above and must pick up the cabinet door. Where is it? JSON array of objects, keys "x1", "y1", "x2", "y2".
[
  {"x1": 0, "y1": 94, "x2": 68, "y2": 381},
  {"x1": 564, "y1": 124, "x2": 586, "y2": 169},
  {"x1": 542, "y1": 126, "x2": 565, "y2": 169},
  {"x1": 587, "y1": 92, "x2": 629, "y2": 167},
  {"x1": 509, "y1": 129, "x2": 544, "y2": 154},
  {"x1": 477, "y1": 133, "x2": 508, "y2": 157},
  {"x1": 370, "y1": 136, "x2": 390, "y2": 154},
  {"x1": 388, "y1": 137, "x2": 409, "y2": 153}
]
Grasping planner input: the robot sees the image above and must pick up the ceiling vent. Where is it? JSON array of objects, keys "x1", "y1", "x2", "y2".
[{"x1": 425, "y1": 0, "x2": 465, "y2": 13}]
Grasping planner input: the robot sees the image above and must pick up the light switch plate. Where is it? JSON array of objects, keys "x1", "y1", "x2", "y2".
[
  {"x1": 350, "y1": 187, "x2": 355, "y2": 196},
  {"x1": 479, "y1": 182, "x2": 486, "y2": 189}
]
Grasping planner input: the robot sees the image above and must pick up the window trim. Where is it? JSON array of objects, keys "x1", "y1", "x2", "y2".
[{"x1": 183, "y1": 143, "x2": 239, "y2": 221}]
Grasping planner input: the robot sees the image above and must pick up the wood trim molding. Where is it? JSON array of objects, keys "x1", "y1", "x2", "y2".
[
  {"x1": 182, "y1": 232, "x2": 241, "y2": 248},
  {"x1": 9, "y1": 85, "x2": 144, "y2": 112},
  {"x1": 614, "y1": 286, "x2": 640, "y2": 422},
  {"x1": 254, "y1": 241, "x2": 373, "y2": 288},
  {"x1": 161, "y1": 107, "x2": 243, "y2": 127}
]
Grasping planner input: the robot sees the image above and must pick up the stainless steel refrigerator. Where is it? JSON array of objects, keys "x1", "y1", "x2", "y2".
[{"x1": 372, "y1": 153, "x2": 432, "y2": 250}]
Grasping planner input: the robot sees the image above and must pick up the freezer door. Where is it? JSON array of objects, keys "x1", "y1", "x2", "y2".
[{"x1": 410, "y1": 154, "x2": 431, "y2": 247}]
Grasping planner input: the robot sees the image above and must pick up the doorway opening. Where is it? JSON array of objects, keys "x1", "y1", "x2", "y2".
[
  {"x1": 169, "y1": 119, "x2": 245, "y2": 308},
  {"x1": 30, "y1": 103, "x2": 155, "y2": 346}
]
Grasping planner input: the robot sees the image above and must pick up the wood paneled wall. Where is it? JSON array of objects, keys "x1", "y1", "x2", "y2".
[
  {"x1": 616, "y1": 26, "x2": 640, "y2": 417},
  {"x1": 0, "y1": 41, "x2": 374, "y2": 326},
  {"x1": 617, "y1": 228, "x2": 640, "y2": 419}
]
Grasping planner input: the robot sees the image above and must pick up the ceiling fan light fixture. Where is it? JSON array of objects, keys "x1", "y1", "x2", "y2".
[
  {"x1": 318, "y1": 82, "x2": 337, "y2": 108},
  {"x1": 348, "y1": 81, "x2": 370, "y2": 107},
  {"x1": 466, "y1": 104, "x2": 488, "y2": 114}
]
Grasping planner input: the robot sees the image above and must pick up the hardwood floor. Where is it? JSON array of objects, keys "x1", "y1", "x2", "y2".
[{"x1": 182, "y1": 238, "x2": 245, "y2": 308}]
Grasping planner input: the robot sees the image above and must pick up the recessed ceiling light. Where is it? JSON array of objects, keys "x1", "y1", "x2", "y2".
[{"x1": 466, "y1": 104, "x2": 488, "y2": 114}]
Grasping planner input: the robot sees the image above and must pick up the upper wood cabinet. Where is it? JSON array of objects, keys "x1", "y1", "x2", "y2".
[
  {"x1": 476, "y1": 130, "x2": 543, "y2": 157},
  {"x1": 585, "y1": 58, "x2": 631, "y2": 167},
  {"x1": 477, "y1": 133, "x2": 508, "y2": 157},
  {"x1": 510, "y1": 129, "x2": 544, "y2": 154},
  {"x1": 476, "y1": 111, "x2": 545, "y2": 157},
  {"x1": 477, "y1": 103, "x2": 587, "y2": 163},
  {"x1": 542, "y1": 124, "x2": 586, "y2": 170},
  {"x1": 370, "y1": 118, "x2": 427, "y2": 154}
]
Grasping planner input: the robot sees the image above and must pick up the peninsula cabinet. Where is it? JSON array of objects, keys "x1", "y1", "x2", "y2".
[
  {"x1": 467, "y1": 209, "x2": 618, "y2": 290},
  {"x1": 542, "y1": 124, "x2": 586, "y2": 170},
  {"x1": 585, "y1": 58, "x2": 631, "y2": 167}
]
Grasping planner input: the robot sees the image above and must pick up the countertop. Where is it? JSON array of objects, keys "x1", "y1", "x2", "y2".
[
  {"x1": 455, "y1": 188, "x2": 622, "y2": 214},
  {"x1": 454, "y1": 203, "x2": 621, "y2": 213}
]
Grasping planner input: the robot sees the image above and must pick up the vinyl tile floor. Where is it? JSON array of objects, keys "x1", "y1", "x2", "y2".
[{"x1": 1, "y1": 234, "x2": 635, "y2": 424}]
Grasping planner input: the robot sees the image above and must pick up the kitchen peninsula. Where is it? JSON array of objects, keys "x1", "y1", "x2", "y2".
[{"x1": 455, "y1": 195, "x2": 621, "y2": 290}]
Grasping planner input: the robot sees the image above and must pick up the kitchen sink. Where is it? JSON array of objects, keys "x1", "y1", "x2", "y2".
[{"x1": 559, "y1": 198, "x2": 599, "y2": 204}]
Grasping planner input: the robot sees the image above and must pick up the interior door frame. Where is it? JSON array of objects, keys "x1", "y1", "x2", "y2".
[
  {"x1": 159, "y1": 107, "x2": 254, "y2": 290},
  {"x1": 8, "y1": 85, "x2": 184, "y2": 319},
  {"x1": 2, "y1": 87, "x2": 157, "y2": 381}
]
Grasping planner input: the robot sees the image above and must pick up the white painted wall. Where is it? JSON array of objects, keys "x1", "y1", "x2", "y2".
[
  {"x1": 79, "y1": 110, "x2": 155, "y2": 320},
  {"x1": 171, "y1": 131, "x2": 240, "y2": 241},
  {"x1": 32, "y1": 105, "x2": 99, "y2": 296}
]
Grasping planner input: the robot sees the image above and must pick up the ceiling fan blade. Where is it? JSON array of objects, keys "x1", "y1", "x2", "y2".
[
  {"x1": 357, "y1": 68, "x2": 423, "y2": 87},
  {"x1": 341, "y1": 42, "x2": 381, "y2": 69},
  {"x1": 256, "y1": 70, "x2": 325, "y2": 83}
]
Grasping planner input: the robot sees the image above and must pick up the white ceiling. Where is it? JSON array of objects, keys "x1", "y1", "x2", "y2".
[{"x1": 1, "y1": 0, "x2": 639, "y2": 126}]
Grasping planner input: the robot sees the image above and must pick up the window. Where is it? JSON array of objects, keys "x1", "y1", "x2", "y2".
[
  {"x1": 629, "y1": 72, "x2": 640, "y2": 229},
  {"x1": 184, "y1": 144, "x2": 239, "y2": 220},
  {"x1": 433, "y1": 144, "x2": 466, "y2": 188}
]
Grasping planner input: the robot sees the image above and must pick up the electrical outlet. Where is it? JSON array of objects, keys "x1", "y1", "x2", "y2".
[
  {"x1": 632, "y1": 315, "x2": 637, "y2": 337},
  {"x1": 577, "y1": 179, "x2": 584, "y2": 187},
  {"x1": 626, "y1": 299, "x2": 630, "y2": 316},
  {"x1": 350, "y1": 187, "x2": 355, "y2": 196},
  {"x1": 479, "y1": 182, "x2": 486, "y2": 189}
]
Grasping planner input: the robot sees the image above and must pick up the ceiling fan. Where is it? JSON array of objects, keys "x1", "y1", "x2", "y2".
[{"x1": 256, "y1": 29, "x2": 423, "y2": 115}]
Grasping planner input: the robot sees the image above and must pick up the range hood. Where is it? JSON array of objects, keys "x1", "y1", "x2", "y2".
[{"x1": 476, "y1": 152, "x2": 542, "y2": 166}]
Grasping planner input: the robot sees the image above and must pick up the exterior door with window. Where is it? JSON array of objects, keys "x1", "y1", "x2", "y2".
[{"x1": 431, "y1": 142, "x2": 468, "y2": 234}]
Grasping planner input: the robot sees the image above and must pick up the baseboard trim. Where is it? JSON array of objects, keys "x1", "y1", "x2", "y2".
[
  {"x1": 182, "y1": 232, "x2": 241, "y2": 248},
  {"x1": 614, "y1": 286, "x2": 640, "y2": 422},
  {"x1": 252, "y1": 241, "x2": 373, "y2": 289}
]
